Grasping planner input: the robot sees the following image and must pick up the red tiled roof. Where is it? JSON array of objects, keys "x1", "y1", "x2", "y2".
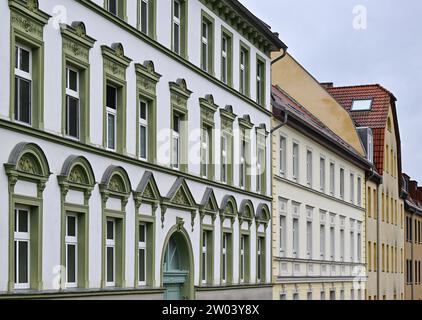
[
  {"x1": 272, "y1": 85, "x2": 363, "y2": 159},
  {"x1": 326, "y1": 84, "x2": 399, "y2": 174}
]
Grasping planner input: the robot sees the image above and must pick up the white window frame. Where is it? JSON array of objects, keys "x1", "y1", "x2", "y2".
[
  {"x1": 138, "y1": 223, "x2": 147, "y2": 286},
  {"x1": 257, "y1": 145, "x2": 265, "y2": 193},
  {"x1": 240, "y1": 235, "x2": 246, "y2": 283},
  {"x1": 221, "y1": 35, "x2": 228, "y2": 84},
  {"x1": 221, "y1": 132, "x2": 229, "y2": 183},
  {"x1": 201, "y1": 231, "x2": 208, "y2": 284},
  {"x1": 65, "y1": 214, "x2": 78, "y2": 288},
  {"x1": 340, "y1": 168, "x2": 345, "y2": 200},
  {"x1": 306, "y1": 216, "x2": 313, "y2": 258},
  {"x1": 240, "y1": 48, "x2": 247, "y2": 94},
  {"x1": 173, "y1": 0, "x2": 181, "y2": 54},
  {"x1": 279, "y1": 135, "x2": 287, "y2": 177},
  {"x1": 306, "y1": 149, "x2": 313, "y2": 187},
  {"x1": 65, "y1": 66, "x2": 80, "y2": 140},
  {"x1": 139, "y1": 99, "x2": 148, "y2": 161},
  {"x1": 240, "y1": 136, "x2": 247, "y2": 189},
  {"x1": 357, "y1": 177, "x2": 362, "y2": 207},
  {"x1": 14, "y1": 44, "x2": 32, "y2": 126},
  {"x1": 350, "y1": 230, "x2": 355, "y2": 262},
  {"x1": 293, "y1": 217, "x2": 299, "y2": 257},
  {"x1": 172, "y1": 114, "x2": 180, "y2": 170},
  {"x1": 201, "y1": 127, "x2": 210, "y2": 178},
  {"x1": 106, "y1": 85, "x2": 117, "y2": 151},
  {"x1": 140, "y1": 0, "x2": 149, "y2": 35},
  {"x1": 330, "y1": 226, "x2": 335, "y2": 261},
  {"x1": 350, "y1": 173, "x2": 355, "y2": 204},
  {"x1": 340, "y1": 229, "x2": 345, "y2": 261},
  {"x1": 279, "y1": 198, "x2": 287, "y2": 256},
  {"x1": 320, "y1": 224, "x2": 326, "y2": 259},
  {"x1": 201, "y1": 21, "x2": 209, "y2": 72},
  {"x1": 320, "y1": 157, "x2": 326, "y2": 193},
  {"x1": 292, "y1": 142, "x2": 299, "y2": 181},
  {"x1": 222, "y1": 233, "x2": 228, "y2": 284},
  {"x1": 329, "y1": 162, "x2": 335, "y2": 196},
  {"x1": 14, "y1": 206, "x2": 30, "y2": 290},
  {"x1": 256, "y1": 60, "x2": 263, "y2": 104},
  {"x1": 257, "y1": 237, "x2": 263, "y2": 282},
  {"x1": 106, "y1": 219, "x2": 116, "y2": 287}
]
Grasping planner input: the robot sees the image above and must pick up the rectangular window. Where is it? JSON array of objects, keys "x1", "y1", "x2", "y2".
[
  {"x1": 306, "y1": 150, "x2": 313, "y2": 187},
  {"x1": 138, "y1": 224, "x2": 147, "y2": 285},
  {"x1": 14, "y1": 45, "x2": 32, "y2": 125},
  {"x1": 201, "y1": 231, "x2": 208, "y2": 284},
  {"x1": 321, "y1": 291, "x2": 326, "y2": 300},
  {"x1": 357, "y1": 231, "x2": 362, "y2": 262},
  {"x1": 139, "y1": 99, "x2": 148, "y2": 160},
  {"x1": 221, "y1": 132, "x2": 229, "y2": 184},
  {"x1": 330, "y1": 162, "x2": 335, "y2": 196},
  {"x1": 107, "y1": 0, "x2": 118, "y2": 16},
  {"x1": 240, "y1": 235, "x2": 246, "y2": 283},
  {"x1": 350, "y1": 173, "x2": 355, "y2": 204},
  {"x1": 65, "y1": 67, "x2": 80, "y2": 139},
  {"x1": 279, "y1": 199, "x2": 287, "y2": 257},
  {"x1": 257, "y1": 143, "x2": 265, "y2": 194},
  {"x1": 221, "y1": 233, "x2": 231, "y2": 284},
  {"x1": 14, "y1": 207, "x2": 30, "y2": 289},
  {"x1": 307, "y1": 292, "x2": 313, "y2": 301},
  {"x1": 201, "y1": 126, "x2": 211, "y2": 178},
  {"x1": 320, "y1": 224, "x2": 326, "y2": 259},
  {"x1": 340, "y1": 168, "x2": 345, "y2": 199},
  {"x1": 350, "y1": 231, "x2": 355, "y2": 262},
  {"x1": 140, "y1": 0, "x2": 149, "y2": 35},
  {"x1": 307, "y1": 221, "x2": 313, "y2": 258},
  {"x1": 256, "y1": 59, "x2": 265, "y2": 105},
  {"x1": 279, "y1": 136, "x2": 287, "y2": 177},
  {"x1": 173, "y1": 0, "x2": 181, "y2": 54},
  {"x1": 240, "y1": 134, "x2": 248, "y2": 189},
  {"x1": 172, "y1": 114, "x2": 180, "y2": 169},
  {"x1": 106, "y1": 219, "x2": 116, "y2": 287},
  {"x1": 340, "y1": 229, "x2": 345, "y2": 261},
  {"x1": 106, "y1": 85, "x2": 117, "y2": 151},
  {"x1": 292, "y1": 143, "x2": 299, "y2": 181},
  {"x1": 293, "y1": 217, "x2": 299, "y2": 256},
  {"x1": 257, "y1": 237, "x2": 265, "y2": 282},
  {"x1": 357, "y1": 177, "x2": 362, "y2": 206},
  {"x1": 239, "y1": 47, "x2": 249, "y2": 95},
  {"x1": 66, "y1": 215, "x2": 78, "y2": 288},
  {"x1": 330, "y1": 226, "x2": 335, "y2": 260},
  {"x1": 221, "y1": 35, "x2": 228, "y2": 84},
  {"x1": 201, "y1": 21, "x2": 209, "y2": 72},
  {"x1": 320, "y1": 157, "x2": 326, "y2": 192}
]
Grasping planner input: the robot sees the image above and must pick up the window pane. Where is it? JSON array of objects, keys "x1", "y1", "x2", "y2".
[
  {"x1": 68, "y1": 69, "x2": 78, "y2": 91},
  {"x1": 140, "y1": 126, "x2": 147, "y2": 159},
  {"x1": 109, "y1": 0, "x2": 117, "y2": 15},
  {"x1": 67, "y1": 216, "x2": 76, "y2": 237},
  {"x1": 173, "y1": 114, "x2": 180, "y2": 133},
  {"x1": 17, "y1": 78, "x2": 31, "y2": 124},
  {"x1": 67, "y1": 244, "x2": 76, "y2": 283},
  {"x1": 174, "y1": 0, "x2": 180, "y2": 18},
  {"x1": 174, "y1": 24, "x2": 180, "y2": 53},
  {"x1": 139, "y1": 224, "x2": 146, "y2": 243},
  {"x1": 106, "y1": 247, "x2": 114, "y2": 282},
  {"x1": 67, "y1": 96, "x2": 80, "y2": 138},
  {"x1": 141, "y1": 0, "x2": 148, "y2": 34},
  {"x1": 140, "y1": 101, "x2": 147, "y2": 120},
  {"x1": 107, "y1": 220, "x2": 114, "y2": 240},
  {"x1": 139, "y1": 249, "x2": 146, "y2": 282},
  {"x1": 107, "y1": 113, "x2": 116, "y2": 150},
  {"x1": 19, "y1": 48, "x2": 30, "y2": 73},
  {"x1": 106, "y1": 86, "x2": 117, "y2": 109},
  {"x1": 18, "y1": 241, "x2": 29, "y2": 284},
  {"x1": 18, "y1": 210, "x2": 28, "y2": 233}
]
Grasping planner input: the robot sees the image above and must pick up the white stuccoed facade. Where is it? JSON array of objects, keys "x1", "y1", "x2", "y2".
[{"x1": 0, "y1": 0, "x2": 285, "y2": 299}]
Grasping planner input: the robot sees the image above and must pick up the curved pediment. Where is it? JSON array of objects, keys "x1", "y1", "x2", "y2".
[
  {"x1": 220, "y1": 195, "x2": 238, "y2": 217},
  {"x1": 100, "y1": 166, "x2": 132, "y2": 195},
  {"x1": 59, "y1": 155, "x2": 96, "y2": 187},
  {"x1": 6, "y1": 142, "x2": 50, "y2": 178},
  {"x1": 239, "y1": 199, "x2": 255, "y2": 221}
]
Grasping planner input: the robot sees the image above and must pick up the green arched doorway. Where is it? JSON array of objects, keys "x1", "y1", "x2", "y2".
[{"x1": 161, "y1": 227, "x2": 194, "y2": 300}]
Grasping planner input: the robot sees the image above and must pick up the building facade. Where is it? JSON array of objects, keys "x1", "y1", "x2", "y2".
[
  {"x1": 402, "y1": 174, "x2": 422, "y2": 300},
  {"x1": 271, "y1": 85, "x2": 369, "y2": 300},
  {"x1": 327, "y1": 84, "x2": 405, "y2": 300},
  {"x1": 0, "y1": 0, "x2": 286, "y2": 299}
]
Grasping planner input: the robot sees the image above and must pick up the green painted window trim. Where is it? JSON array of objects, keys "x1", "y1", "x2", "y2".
[
  {"x1": 239, "y1": 229, "x2": 251, "y2": 284},
  {"x1": 136, "y1": 0, "x2": 157, "y2": 39},
  {"x1": 104, "y1": 0, "x2": 127, "y2": 21},
  {"x1": 9, "y1": 0, "x2": 50, "y2": 131},
  {"x1": 134, "y1": 214, "x2": 156, "y2": 288},
  {"x1": 220, "y1": 106, "x2": 237, "y2": 186},
  {"x1": 169, "y1": 79, "x2": 192, "y2": 173},
  {"x1": 4, "y1": 142, "x2": 51, "y2": 292},
  {"x1": 135, "y1": 62, "x2": 161, "y2": 164},
  {"x1": 60, "y1": 23, "x2": 96, "y2": 145},
  {"x1": 171, "y1": 0, "x2": 189, "y2": 59},
  {"x1": 256, "y1": 54, "x2": 266, "y2": 107},
  {"x1": 256, "y1": 126, "x2": 268, "y2": 196},
  {"x1": 256, "y1": 232, "x2": 266, "y2": 283},
  {"x1": 57, "y1": 156, "x2": 95, "y2": 290},
  {"x1": 200, "y1": 10, "x2": 215, "y2": 76},
  {"x1": 239, "y1": 116, "x2": 254, "y2": 192},
  {"x1": 199, "y1": 95, "x2": 218, "y2": 180},
  {"x1": 239, "y1": 41, "x2": 251, "y2": 98},
  {"x1": 101, "y1": 44, "x2": 132, "y2": 154},
  {"x1": 1, "y1": 119, "x2": 272, "y2": 202},
  {"x1": 220, "y1": 228, "x2": 234, "y2": 285},
  {"x1": 221, "y1": 26, "x2": 233, "y2": 87},
  {"x1": 199, "y1": 224, "x2": 215, "y2": 286},
  {"x1": 99, "y1": 167, "x2": 132, "y2": 289},
  {"x1": 75, "y1": 0, "x2": 272, "y2": 117}
]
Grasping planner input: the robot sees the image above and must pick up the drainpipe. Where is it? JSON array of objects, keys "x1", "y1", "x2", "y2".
[{"x1": 271, "y1": 48, "x2": 288, "y2": 66}]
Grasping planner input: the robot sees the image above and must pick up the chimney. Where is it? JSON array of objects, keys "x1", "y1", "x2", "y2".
[
  {"x1": 409, "y1": 181, "x2": 418, "y2": 200},
  {"x1": 321, "y1": 82, "x2": 334, "y2": 89},
  {"x1": 417, "y1": 187, "x2": 422, "y2": 205}
]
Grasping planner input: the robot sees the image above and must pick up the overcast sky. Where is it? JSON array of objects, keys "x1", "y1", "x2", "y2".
[{"x1": 241, "y1": 0, "x2": 422, "y2": 183}]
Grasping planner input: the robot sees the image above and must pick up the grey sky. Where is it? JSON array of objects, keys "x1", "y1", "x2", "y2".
[{"x1": 241, "y1": 0, "x2": 422, "y2": 182}]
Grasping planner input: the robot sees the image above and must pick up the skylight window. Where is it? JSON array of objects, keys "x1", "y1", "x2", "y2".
[{"x1": 351, "y1": 99, "x2": 373, "y2": 111}]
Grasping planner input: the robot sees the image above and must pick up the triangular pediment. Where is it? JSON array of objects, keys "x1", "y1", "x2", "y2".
[
  {"x1": 135, "y1": 171, "x2": 161, "y2": 202},
  {"x1": 200, "y1": 188, "x2": 219, "y2": 214},
  {"x1": 165, "y1": 178, "x2": 197, "y2": 209}
]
